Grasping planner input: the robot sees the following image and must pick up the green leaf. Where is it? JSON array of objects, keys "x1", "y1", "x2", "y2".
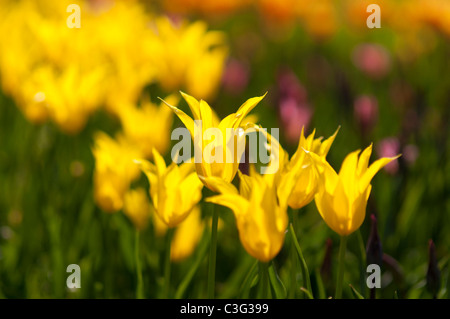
[
  {"x1": 349, "y1": 284, "x2": 364, "y2": 299},
  {"x1": 239, "y1": 260, "x2": 259, "y2": 298},
  {"x1": 175, "y1": 230, "x2": 209, "y2": 299},
  {"x1": 268, "y1": 262, "x2": 287, "y2": 299},
  {"x1": 300, "y1": 287, "x2": 314, "y2": 299},
  {"x1": 289, "y1": 223, "x2": 312, "y2": 294}
]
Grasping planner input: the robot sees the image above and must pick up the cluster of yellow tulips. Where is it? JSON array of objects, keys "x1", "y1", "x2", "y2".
[
  {"x1": 0, "y1": 0, "x2": 227, "y2": 134},
  {"x1": 92, "y1": 90, "x2": 400, "y2": 298}
]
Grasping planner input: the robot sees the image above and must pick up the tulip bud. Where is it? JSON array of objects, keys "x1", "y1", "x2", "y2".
[
  {"x1": 366, "y1": 214, "x2": 383, "y2": 267},
  {"x1": 320, "y1": 238, "x2": 333, "y2": 286},
  {"x1": 426, "y1": 239, "x2": 441, "y2": 299}
]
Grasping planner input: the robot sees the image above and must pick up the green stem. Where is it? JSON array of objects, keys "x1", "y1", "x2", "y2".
[
  {"x1": 175, "y1": 231, "x2": 210, "y2": 299},
  {"x1": 356, "y1": 229, "x2": 367, "y2": 296},
  {"x1": 335, "y1": 235, "x2": 348, "y2": 299},
  {"x1": 259, "y1": 262, "x2": 269, "y2": 299},
  {"x1": 289, "y1": 223, "x2": 312, "y2": 293},
  {"x1": 135, "y1": 230, "x2": 144, "y2": 299},
  {"x1": 163, "y1": 228, "x2": 175, "y2": 299},
  {"x1": 207, "y1": 204, "x2": 218, "y2": 299}
]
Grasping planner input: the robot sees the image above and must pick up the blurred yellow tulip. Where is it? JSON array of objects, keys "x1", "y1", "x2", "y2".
[
  {"x1": 138, "y1": 149, "x2": 203, "y2": 227},
  {"x1": 123, "y1": 188, "x2": 151, "y2": 231},
  {"x1": 171, "y1": 206, "x2": 205, "y2": 262},
  {"x1": 162, "y1": 92, "x2": 265, "y2": 192},
  {"x1": 310, "y1": 144, "x2": 400, "y2": 236},
  {"x1": 207, "y1": 167, "x2": 288, "y2": 262},
  {"x1": 92, "y1": 132, "x2": 142, "y2": 213},
  {"x1": 149, "y1": 17, "x2": 228, "y2": 101},
  {"x1": 118, "y1": 94, "x2": 179, "y2": 159}
]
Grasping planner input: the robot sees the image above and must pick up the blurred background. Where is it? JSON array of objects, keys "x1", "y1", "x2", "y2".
[{"x1": 0, "y1": 0, "x2": 448, "y2": 298}]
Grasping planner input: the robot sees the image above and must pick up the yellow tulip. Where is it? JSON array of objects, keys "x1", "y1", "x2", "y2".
[
  {"x1": 123, "y1": 188, "x2": 151, "y2": 231},
  {"x1": 92, "y1": 132, "x2": 142, "y2": 213},
  {"x1": 138, "y1": 149, "x2": 203, "y2": 227},
  {"x1": 310, "y1": 144, "x2": 400, "y2": 236},
  {"x1": 171, "y1": 206, "x2": 205, "y2": 262},
  {"x1": 149, "y1": 17, "x2": 228, "y2": 100},
  {"x1": 286, "y1": 127, "x2": 339, "y2": 209},
  {"x1": 206, "y1": 167, "x2": 288, "y2": 262},
  {"x1": 118, "y1": 94, "x2": 178, "y2": 158},
  {"x1": 162, "y1": 92, "x2": 265, "y2": 192}
]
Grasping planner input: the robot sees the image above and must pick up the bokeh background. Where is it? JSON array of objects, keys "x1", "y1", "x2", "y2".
[{"x1": 0, "y1": 0, "x2": 448, "y2": 298}]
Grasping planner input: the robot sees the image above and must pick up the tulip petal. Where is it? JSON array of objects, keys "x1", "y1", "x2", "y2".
[
  {"x1": 180, "y1": 91, "x2": 201, "y2": 120},
  {"x1": 338, "y1": 149, "x2": 361, "y2": 197},
  {"x1": 152, "y1": 148, "x2": 167, "y2": 175},
  {"x1": 206, "y1": 194, "x2": 249, "y2": 217},
  {"x1": 233, "y1": 93, "x2": 267, "y2": 129},
  {"x1": 199, "y1": 99, "x2": 214, "y2": 132},
  {"x1": 160, "y1": 97, "x2": 195, "y2": 137},
  {"x1": 318, "y1": 126, "x2": 340, "y2": 157},
  {"x1": 198, "y1": 175, "x2": 238, "y2": 194},
  {"x1": 360, "y1": 154, "x2": 401, "y2": 192},
  {"x1": 357, "y1": 143, "x2": 373, "y2": 177}
]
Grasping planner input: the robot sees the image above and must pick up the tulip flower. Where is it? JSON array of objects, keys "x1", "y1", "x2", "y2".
[
  {"x1": 286, "y1": 127, "x2": 339, "y2": 210},
  {"x1": 206, "y1": 167, "x2": 288, "y2": 262},
  {"x1": 171, "y1": 206, "x2": 205, "y2": 262},
  {"x1": 123, "y1": 188, "x2": 151, "y2": 231},
  {"x1": 92, "y1": 132, "x2": 142, "y2": 213},
  {"x1": 150, "y1": 17, "x2": 228, "y2": 100},
  {"x1": 137, "y1": 149, "x2": 203, "y2": 228},
  {"x1": 310, "y1": 143, "x2": 400, "y2": 236},
  {"x1": 308, "y1": 143, "x2": 400, "y2": 298},
  {"x1": 162, "y1": 91, "x2": 265, "y2": 192},
  {"x1": 118, "y1": 94, "x2": 179, "y2": 159}
]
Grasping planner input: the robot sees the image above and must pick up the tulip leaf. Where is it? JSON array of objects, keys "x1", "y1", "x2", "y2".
[
  {"x1": 349, "y1": 284, "x2": 365, "y2": 299},
  {"x1": 300, "y1": 287, "x2": 314, "y2": 299},
  {"x1": 289, "y1": 223, "x2": 312, "y2": 294},
  {"x1": 268, "y1": 262, "x2": 287, "y2": 299},
  {"x1": 239, "y1": 260, "x2": 259, "y2": 298}
]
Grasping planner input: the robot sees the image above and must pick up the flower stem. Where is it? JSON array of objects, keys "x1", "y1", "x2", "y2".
[
  {"x1": 163, "y1": 228, "x2": 175, "y2": 299},
  {"x1": 259, "y1": 262, "x2": 269, "y2": 299},
  {"x1": 335, "y1": 235, "x2": 348, "y2": 299},
  {"x1": 207, "y1": 204, "x2": 218, "y2": 299},
  {"x1": 135, "y1": 230, "x2": 144, "y2": 299}
]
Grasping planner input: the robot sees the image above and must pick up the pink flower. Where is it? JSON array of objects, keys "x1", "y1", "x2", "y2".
[
  {"x1": 222, "y1": 59, "x2": 249, "y2": 95},
  {"x1": 276, "y1": 69, "x2": 313, "y2": 144},
  {"x1": 279, "y1": 97, "x2": 313, "y2": 144},
  {"x1": 377, "y1": 137, "x2": 400, "y2": 174},
  {"x1": 354, "y1": 95, "x2": 378, "y2": 134},
  {"x1": 352, "y1": 43, "x2": 391, "y2": 79}
]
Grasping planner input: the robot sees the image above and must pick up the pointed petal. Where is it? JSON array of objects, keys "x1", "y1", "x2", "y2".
[
  {"x1": 360, "y1": 155, "x2": 401, "y2": 192},
  {"x1": 198, "y1": 175, "x2": 238, "y2": 194},
  {"x1": 206, "y1": 194, "x2": 249, "y2": 216},
  {"x1": 160, "y1": 97, "x2": 195, "y2": 137},
  {"x1": 152, "y1": 148, "x2": 167, "y2": 175},
  {"x1": 233, "y1": 93, "x2": 267, "y2": 129},
  {"x1": 180, "y1": 91, "x2": 201, "y2": 120},
  {"x1": 199, "y1": 99, "x2": 214, "y2": 131},
  {"x1": 356, "y1": 143, "x2": 373, "y2": 177},
  {"x1": 319, "y1": 126, "x2": 340, "y2": 157}
]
